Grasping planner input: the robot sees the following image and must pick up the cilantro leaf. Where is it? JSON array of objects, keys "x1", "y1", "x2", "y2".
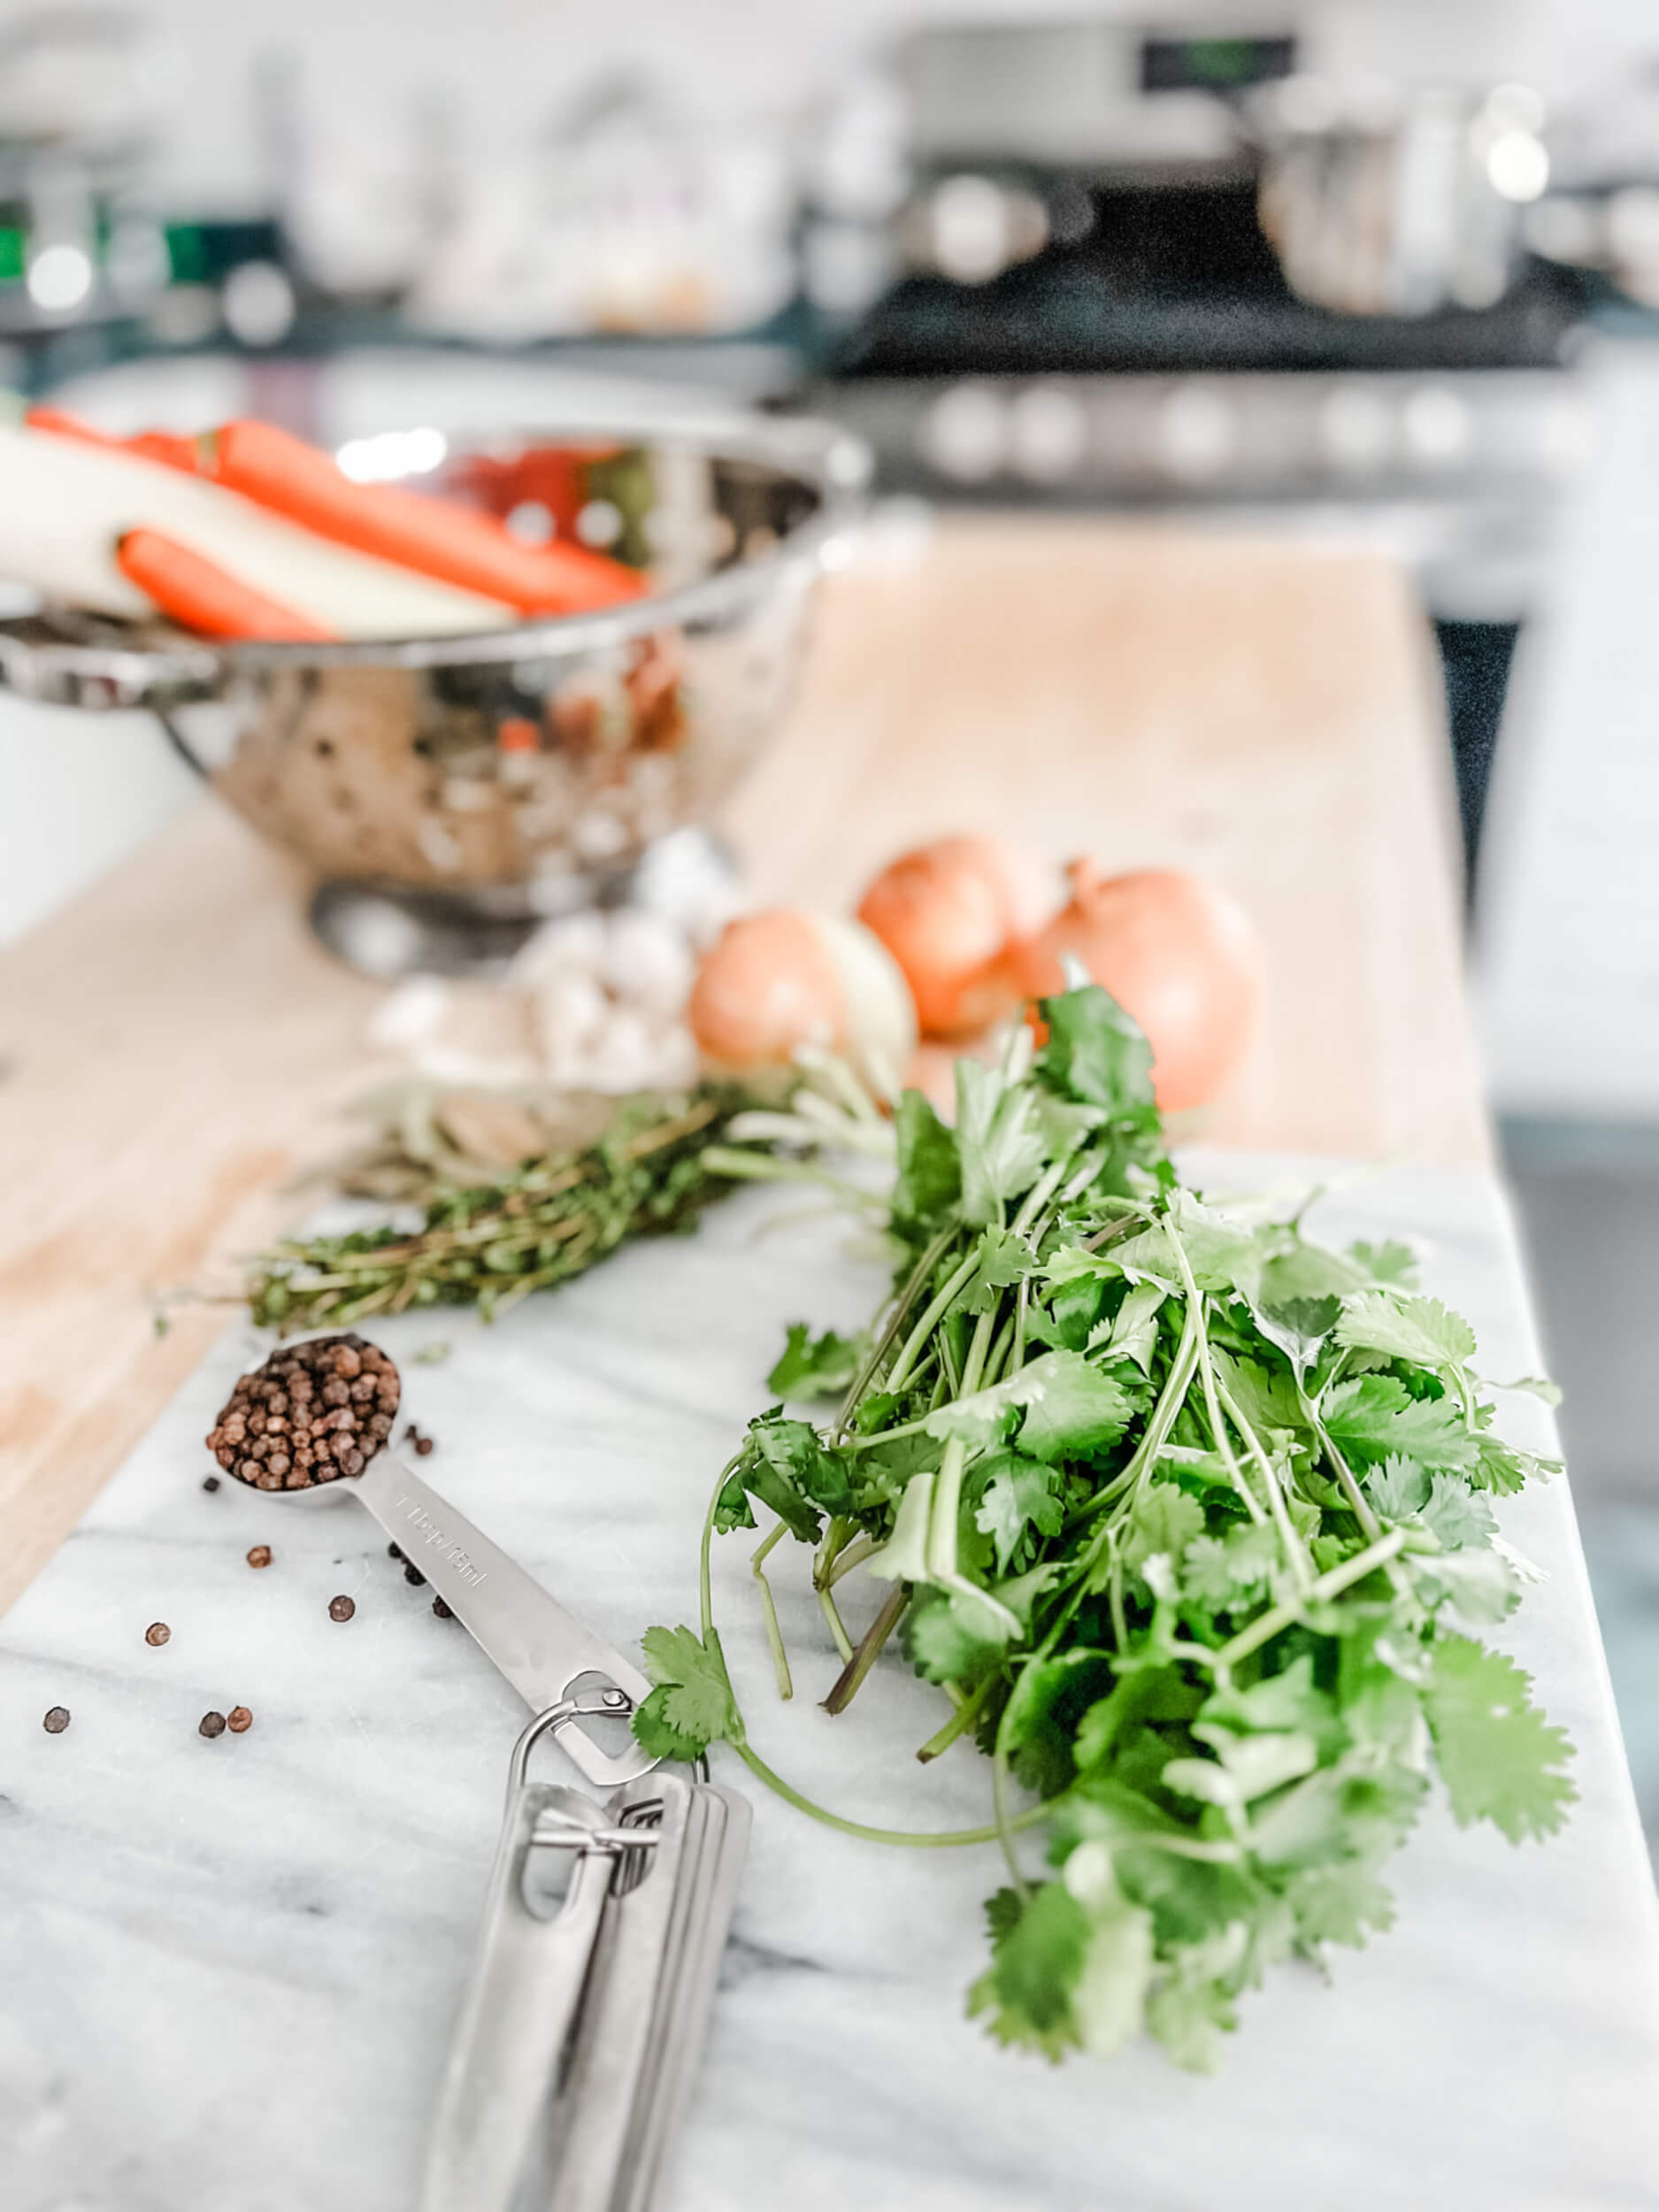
[
  {"x1": 766, "y1": 1322, "x2": 863, "y2": 1402},
  {"x1": 968, "y1": 1873, "x2": 1153, "y2": 2062},
  {"x1": 1283, "y1": 1863, "x2": 1397, "y2": 1949},
  {"x1": 1144, "y1": 1955, "x2": 1240, "y2": 2073},
  {"x1": 1416, "y1": 1546, "x2": 1518, "y2": 1625},
  {"x1": 1258, "y1": 1239, "x2": 1366, "y2": 1307},
  {"x1": 1121, "y1": 1482, "x2": 1206, "y2": 1578},
  {"x1": 1366, "y1": 1453, "x2": 1429, "y2": 1523},
  {"x1": 890, "y1": 1087, "x2": 960, "y2": 1231},
  {"x1": 1419, "y1": 1472, "x2": 1497, "y2": 1550},
  {"x1": 905, "y1": 1584, "x2": 1018, "y2": 1684},
  {"x1": 1349, "y1": 1238, "x2": 1418, "y2": 1286},
  {"x1": 1034, "y1": 982, "x2": 1156, "y2": 1119},
  {"x1": 725, "y1": 1410, "x2": 853, "y2": 1542},
  {"x1": 974, "y1": 1451, "x2": 1064, "y2": 1572},
  {"x1": 1323, "y1": 1375, "x2": 1479, "y2": 1470},
  {"x1": 1100, "y1": 1280, "x2": 1165, "y2": 1372},
  {"x1": 926, "y1": 1349, "x2": 1136, "y2": 1464},
  {"x1": 634, "y1": 1624, "x2": 743, "y2": 1760},
  {"x1": 1335, "y1": 1290, "x2": 1478, "y2": 1371},
  {"x1": 969, "y1": 1880, "x2": 1089, "y2": 2058},
  {"x1": 964, "y1": 1226, "x2": 1030, "y2": 1315},
  {"x1": 1424, "y1": 1634, "x2": 1576, "y2": 1841},
  {"x1": 956, "y1": 1060, "x2": 1048, "y2": 1227},
  {"x1": 1181, "y1": 1523, "x2": 1279, "y2": 1610}
]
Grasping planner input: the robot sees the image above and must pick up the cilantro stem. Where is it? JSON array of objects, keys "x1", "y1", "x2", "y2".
[
  {"x1": 1300, "y1": 1386, "x2": 1382, "y2": 1542},
  {"x1": 993, "y1": 1744, "x2": 1028, "y2": 1897},
  {"x1": 750, "y1": 1520, "x2": 794, "y2": 1701},
  {"x1": 917, "y1": 1673, "x2": 995, "y2": 1763},
  {"x1": 1217, "y1": 1527, "x2": 1408, "y2": 1667},
  {"x1": 1215, "y1": 1372, "x2": 1314, "y2": 1593},
  {"x1": 1164, "y1": 1233, "x2": 1268, "y2": 1533},
  {"x1": 833, "y1": 1223, "x2": 956, "y2": 1440},
  {"x1": 817, "y1": 1580, "x2": 855, "y2": 1663},
  {"x1": 926, "y1": 1436, "x2": 971, "y2": 1581},
  {"x1": 727, "y1": 1740, "x2": 1048, "y2": 1849},
  {"x1": 886, "y1": 1246, "x2": 979, "y2": 1396},
  {"x1": 826, "y1": 1534, "x2": 878, "y2": 1586},
  {"x1": 822, "y1": 1584, "x2": 908, "y2": 1714}
]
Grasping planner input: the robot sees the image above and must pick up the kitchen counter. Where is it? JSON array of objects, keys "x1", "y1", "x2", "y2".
[
  {"x1": 4, "y1": 1161, "x2": 1655, "y2": 2211},
  {"x1": 0, "y1": 517, "x2": 1486, "y2": 1613}
]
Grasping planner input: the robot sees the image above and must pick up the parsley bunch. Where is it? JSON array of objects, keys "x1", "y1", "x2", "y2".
[{"x1": 634, "y1": 985, "x2": 1574, "y2": 2070}]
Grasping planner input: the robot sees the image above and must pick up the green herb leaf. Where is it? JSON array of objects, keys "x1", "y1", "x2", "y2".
[
  {"x1": 1034, "y1": 983, "x2": 1156, "y2": 1118},
  {"x1": 926, "y1": 1349, "x2": 1137, "y2": 1463},
  {"x1": 1323, "y1": 1375, "x2": 1480, "y2": 1470},
  {"x1": 891, "y1": 1088, "x2": 960, "y2": 1229},
  {"x1": 955, "y1": 1061, "x2": 1048, "y2": 1226},
  {"x1": 974, "y1": 1451, "x2": 1065, "y2": 1573},
  {"x1": 1349, "y1": 1238, "x2": 1419, "y2": 1286},
  {"x1": 766, "y1": 1322, "x2": 864, "y2": 1402},
  {"x1": 906, "y1": 1584, "x2": 1018, "y2": 1684},
  {"x1": 1419, "y1": 1472, "x2": 1498, "y2": 1550},
  {"x1": 1424, "y1": 1634, "x2": 1576, "y2": 1841},
  {"x1": 634, "y1": 1624, "x2": 743, "y2": 1759},
  {"x1": 1335, "y1": 1290, "x2": 1478, "y2": 1370}
]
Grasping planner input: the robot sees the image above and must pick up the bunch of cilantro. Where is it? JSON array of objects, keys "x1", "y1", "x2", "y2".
[{"x1": 634, "y1": 983, "x2": 1575, "y2": 2070}]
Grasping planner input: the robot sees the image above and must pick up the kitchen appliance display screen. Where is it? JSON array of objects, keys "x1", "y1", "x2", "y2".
[{"x1": 1140, "y1": 35, "x2": 1295, "y2": 91}]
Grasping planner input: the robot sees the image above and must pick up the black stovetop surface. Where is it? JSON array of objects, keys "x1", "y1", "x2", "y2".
[{"x1": 832, "y1": 180, "x2": 1589, "y2": 380}]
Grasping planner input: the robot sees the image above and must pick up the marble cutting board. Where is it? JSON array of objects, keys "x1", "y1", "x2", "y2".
[{"x1": 3, "y1": 1155, "x2": 1657, "y2": 2212}]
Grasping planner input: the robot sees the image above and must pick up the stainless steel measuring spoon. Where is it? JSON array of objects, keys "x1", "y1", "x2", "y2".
[{"x1": 212, "y1": 1346, "x2": 655, "y2": 1788}]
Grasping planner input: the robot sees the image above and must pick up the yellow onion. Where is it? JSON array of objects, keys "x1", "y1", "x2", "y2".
[
  {"x1": 1016, "y1": 862, "x2": 1262, "y2": 1111},
  {"x1": 688, "y1": 909, "x2": 916, "y2": 1096},
  {"x1": 857, "y1": 835, "x2": 1056, "y2": 1038}
]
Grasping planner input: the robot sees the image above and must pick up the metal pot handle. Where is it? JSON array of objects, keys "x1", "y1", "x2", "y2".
[{"x1": 0, "y1": 618, "x2": 223, "y2": 711}]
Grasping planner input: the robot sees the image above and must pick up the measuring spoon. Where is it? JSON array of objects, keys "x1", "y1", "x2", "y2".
[{"x1": 216, "y1": 1358, "x2": 655, "y2": 1788}]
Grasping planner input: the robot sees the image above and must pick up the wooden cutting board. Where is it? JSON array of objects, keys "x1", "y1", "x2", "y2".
[{"x1": 0, "y1": 518, "x2": 1486, "y2": 1615}]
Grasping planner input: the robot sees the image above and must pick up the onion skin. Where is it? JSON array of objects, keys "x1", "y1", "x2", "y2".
[
  {"x1": 1015, "y1": 862, "x2": 1262, "y2": 1112},
  {"x1": 687, "y1": 909, "x2": 917, "y2": 1094},
  {"x1": 688, "y1": 910, "x2": 846, "y2": 1067},
  {"x1": 857, "y1": 835, "x2": 1056, "y2": 1039}
]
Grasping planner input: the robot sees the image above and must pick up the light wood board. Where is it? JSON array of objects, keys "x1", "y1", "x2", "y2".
[{"x1": 0, "y1": 518, "x2": 1487, "y2": 1613}]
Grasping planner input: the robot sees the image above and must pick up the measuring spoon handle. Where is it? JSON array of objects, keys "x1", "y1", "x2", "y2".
[{"x1": 354, "y1": 1451, "x2": 654, "y2": 1787}]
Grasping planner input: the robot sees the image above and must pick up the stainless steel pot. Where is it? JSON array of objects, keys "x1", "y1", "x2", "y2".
[
  {"x1": 1251, "y1": 79, "x2": 1551, "y2": 318},
  {"x1": 0, "y1": 412, "x2": 869, "y2": 971}
]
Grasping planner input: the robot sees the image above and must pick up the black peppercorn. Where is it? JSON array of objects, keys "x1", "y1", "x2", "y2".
[
  {"x1": 144, "y1": 1622, "x2": 170, "y2": 1647},
  {"x1": 199, "y1": 1711, "x2": 227, "y2": 1739},
  {"x1": 432, "y1": 1596, "x2": 454, "y2": 1620},
  {"x1": 328, "y1": 1594, "x2": 356, "y2": 1622},
  {"x1": 42, "y1": 1706, "x2": 70, "y2": 1733}
]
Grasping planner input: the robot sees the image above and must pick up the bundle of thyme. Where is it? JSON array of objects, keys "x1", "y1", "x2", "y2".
[{"x1": 247, "y1": 1085, "x2": 757, "y2": 1333}]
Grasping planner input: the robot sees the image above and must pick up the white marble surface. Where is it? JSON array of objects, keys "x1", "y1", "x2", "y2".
[{"x1": 3, "y1": 1156, "x2": 1656, "y2": 2212}]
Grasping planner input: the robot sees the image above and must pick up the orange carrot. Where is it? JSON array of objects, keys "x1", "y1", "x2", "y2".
[
  {"x1": 127, "y1": 428, "x2": 209, "y2": 474},
  {"x1": 211, "y1": 419, "x2": 646, "y2": 615},
  {"x1": 28, "y1": 405, "x2": 208, "y2": 476},
  {"x1": 26, "y1": 404, "x2": 124, "y2": 451},
  {"x1": 116, "y1": 528, "x2": 339, "y2": 642}
]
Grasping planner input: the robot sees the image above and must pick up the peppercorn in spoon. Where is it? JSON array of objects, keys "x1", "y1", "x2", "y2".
[{"x1": 205, "y1": 1333, "x2": 654, "y2": 1787}]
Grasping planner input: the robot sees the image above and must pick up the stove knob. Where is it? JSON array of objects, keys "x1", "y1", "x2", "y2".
[
  {"x1": 1010, "y1": 385, "x2": 1088, "y2": 483},
  {"x1": 922, "y1": 382, "x2": 1009, "y2": 482},
  {"x1": 1402, "y1": 387, "x2": 1471, "y2": 472},
  {"x1": 1156, "y1": 384, "x2": 1236, "y2": 482},
  {"x1": 1320, "y1": 387, "x2": 1394, "y2": 474}
]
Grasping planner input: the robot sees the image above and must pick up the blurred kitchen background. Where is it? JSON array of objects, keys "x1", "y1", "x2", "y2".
[{"x1": 0, "y1": 0, "x2": 1655, "y2": 1846}]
